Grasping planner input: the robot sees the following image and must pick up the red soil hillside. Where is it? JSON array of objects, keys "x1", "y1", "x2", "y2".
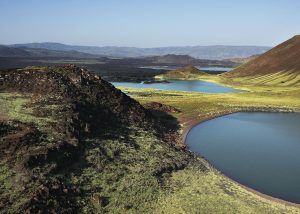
[{"x1": 225, "y1": 35, "x2": 300, "y2": 77}]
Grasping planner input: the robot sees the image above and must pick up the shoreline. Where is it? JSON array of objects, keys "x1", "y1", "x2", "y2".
[{"x1": 181, "y1": 107, "x2": 300, "y2": 209}]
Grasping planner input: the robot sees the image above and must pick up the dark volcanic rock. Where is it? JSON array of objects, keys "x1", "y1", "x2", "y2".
[
  {"x1": 0, "y1": 65, "x2": 161, "y2": 171},
  {"x1": 0, "y1": 65, "x2": 165, "y2": 212},
  {"x1": 0, "y1": 65, "x2": 154, "y2": 138}
]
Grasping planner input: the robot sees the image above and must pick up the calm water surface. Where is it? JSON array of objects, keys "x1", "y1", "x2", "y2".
[
  {"x1": 111, "y1": 80, "x2": 239, "y2": 93},
  {"x1": 195, "y1": 66, "x2": 232, "y2": 73},
  {"x1": 186, "y1": 112, "x2": 300, "y2": 203}
]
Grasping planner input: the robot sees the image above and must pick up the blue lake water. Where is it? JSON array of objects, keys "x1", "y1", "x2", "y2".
[
  {"x1": 111, "y1": 80, "x2": 240, "y2": 93},
  {"x1": 196, "y1": 66, "x2": 232, "y2": 73},
  {"x1": 186, "y1": 112, "x2": 300, "y2": 203}
]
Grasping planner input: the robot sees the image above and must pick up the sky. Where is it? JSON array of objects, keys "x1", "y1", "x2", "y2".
[{"x1": 0, "y1": 0, "x2": 299, "y2": 47}]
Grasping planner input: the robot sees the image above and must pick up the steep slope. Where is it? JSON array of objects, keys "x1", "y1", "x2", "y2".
[
  {"x1": 226, "y1": 35, "x2": 300, "y2": 77},
  {"x1": 157, "y1": 65, "x2": 208, "y2": 79},
  {"x1": 0, "y1": 65, "x2": 189, "y2": 213}
]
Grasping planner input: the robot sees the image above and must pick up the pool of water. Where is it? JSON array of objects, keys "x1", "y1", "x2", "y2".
[
  {"x1": 111, "y1": 80, "x2": 240, "y2": 93},
  {"x1": 186, "y1": 112, "x2": 300, "y2": 203},
  {"x1": 195, "y1": 66, "x2": 232, "y2": 73}
]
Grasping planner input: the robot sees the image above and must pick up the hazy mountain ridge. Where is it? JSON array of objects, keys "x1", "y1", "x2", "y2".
[
  {"x1": 10, "y1": 42, "x2": 271, "y2": 60},
  {"x1": 0, "y1": 45, "x2": 99, "y2": 58}
]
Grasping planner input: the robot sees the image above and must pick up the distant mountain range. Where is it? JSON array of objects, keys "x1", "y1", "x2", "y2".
[
  {"x1": 0, "y1": 45, "x2": 98, "y2": 58},
  {"x1": 0, "y1": 45, "x2": 236, "y2": 70},
  {"x1": 10, "y1": 42, "x2": 271, "y2": 60}
]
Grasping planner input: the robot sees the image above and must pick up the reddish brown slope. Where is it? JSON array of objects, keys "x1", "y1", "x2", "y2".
[{"x1": 225, "y1": 35, "x2": 300, "y2": 77}]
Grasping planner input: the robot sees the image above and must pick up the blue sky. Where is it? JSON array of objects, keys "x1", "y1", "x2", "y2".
[{"x1": 0, "y1": 0, "x2": 299, "y2": 47}]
